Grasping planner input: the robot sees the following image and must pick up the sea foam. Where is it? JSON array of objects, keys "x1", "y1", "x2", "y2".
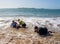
[{"x1": 0, "y1": 17, "x2": 60, "y2": 32}]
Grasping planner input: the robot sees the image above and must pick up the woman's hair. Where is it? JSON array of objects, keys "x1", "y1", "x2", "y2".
[
  {"x1": 34, "y1": 26, "x2": 38, "y2": 29},
  {"x1": 18, "y1": 19, "x2": 20, "y2": 21},
  {"x1": 12, "y1": 20, "x2": 14, "y2": 22}
]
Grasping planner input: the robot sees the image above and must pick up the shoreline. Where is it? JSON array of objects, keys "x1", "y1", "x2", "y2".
[
  {"x1": 0, "y1": 25, "x2": 60, "y2": 44},
  {"x1": 0, "y1": 17, "x2": 60, "y2": 33},
  {"x1": 0, "y1": 17, "x2": 60, "y2": 44}
]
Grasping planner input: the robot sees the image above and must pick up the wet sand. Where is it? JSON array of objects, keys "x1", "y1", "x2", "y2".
[{"x1": 0, "y1": 23, "x2": 60, "y2": 44}]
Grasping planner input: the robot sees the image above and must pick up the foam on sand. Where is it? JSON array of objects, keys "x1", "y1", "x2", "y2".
[
  {"x1": 0, "y1": 24, "x2": 60, "y2": 44},
  {"x1": 0, "y1": 17, "x2": 60, "y2": 44},
  {"x1": 0, "y1": 17, "x2": 60, "y2": 32}
]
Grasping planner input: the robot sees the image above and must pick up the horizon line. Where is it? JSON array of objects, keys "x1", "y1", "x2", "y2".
[{"x1": 0, "y1": 7, "x2": 60, "y2": 9}]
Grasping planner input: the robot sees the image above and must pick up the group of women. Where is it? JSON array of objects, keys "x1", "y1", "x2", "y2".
[
  {"x1": 11, "y1": 19, "x2": 51, "y2": 36},
  {"x1": 11, "y1": 19, "x2": 26, "y2": 29}
]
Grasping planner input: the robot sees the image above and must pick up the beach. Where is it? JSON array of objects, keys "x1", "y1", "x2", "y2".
[
  {"x1": 0, "y1": 17, "x2": 60, "y2": 44},
  {"x1": 0, "y1": 0, "x2": 60, "y2": 44}
]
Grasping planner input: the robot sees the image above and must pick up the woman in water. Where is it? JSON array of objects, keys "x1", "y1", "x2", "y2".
[{"x1": 18, "y1": 19, "x2": 26, "y2": 28}]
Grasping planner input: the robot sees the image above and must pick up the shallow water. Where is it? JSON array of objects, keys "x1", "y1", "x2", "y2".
[
  {"x1": 0, "y1": 17, "x2": 60, "y2": 32},
  {"x1": 0, "y1": 24, "x2": 60, "y2": 44},
  {"x1": 0, "y1": 17, "x2": 60, "y2": 44}
]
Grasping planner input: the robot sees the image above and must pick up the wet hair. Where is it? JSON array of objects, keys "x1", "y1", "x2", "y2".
[
  {"x1": 12, "y1": 20, "x2": 14, "y2": 22},
  {"x1": 18, "y1": 19, "x2": 20, "y2": 21},
  {"x1": 34, "y1": 26, "x2": 38, "y2": 29}
]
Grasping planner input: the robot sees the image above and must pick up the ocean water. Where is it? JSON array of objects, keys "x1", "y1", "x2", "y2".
[
  {"x1": 0, "y1": 8, "x2": 60, "y2": 17},
  {"x1": 0, "y1": 8, "x2": 60, "y2": 32},
  {"x1": 0, "y1": 8, "x2": 60, "y2": 44}
]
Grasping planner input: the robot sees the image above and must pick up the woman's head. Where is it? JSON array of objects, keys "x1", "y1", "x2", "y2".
[
  {"x1": 12, "y1": 20, "x2": 15, "y2": 23},
  {"x1": 18, "y1": 19, "x2": 20, "y2": 21},
  {"x1": 34, "y1": 26, "x2": 38, "y2": 29}
]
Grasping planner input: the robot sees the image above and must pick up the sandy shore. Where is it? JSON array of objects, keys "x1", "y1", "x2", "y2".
[
  {"x1": 0, "y1": 23, "x2": 60, "y2": 44},
  {"x1": 0, "y1": 17, "x2": 60, "y2": 44}
]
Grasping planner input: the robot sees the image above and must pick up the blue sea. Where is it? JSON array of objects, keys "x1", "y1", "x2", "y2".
[
  {"x1": 0, "y1": 8, "x2": 60, "y2": 17},
  {"x1": 0, "y1": 8, "x2": 60, "y2": 32}
]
